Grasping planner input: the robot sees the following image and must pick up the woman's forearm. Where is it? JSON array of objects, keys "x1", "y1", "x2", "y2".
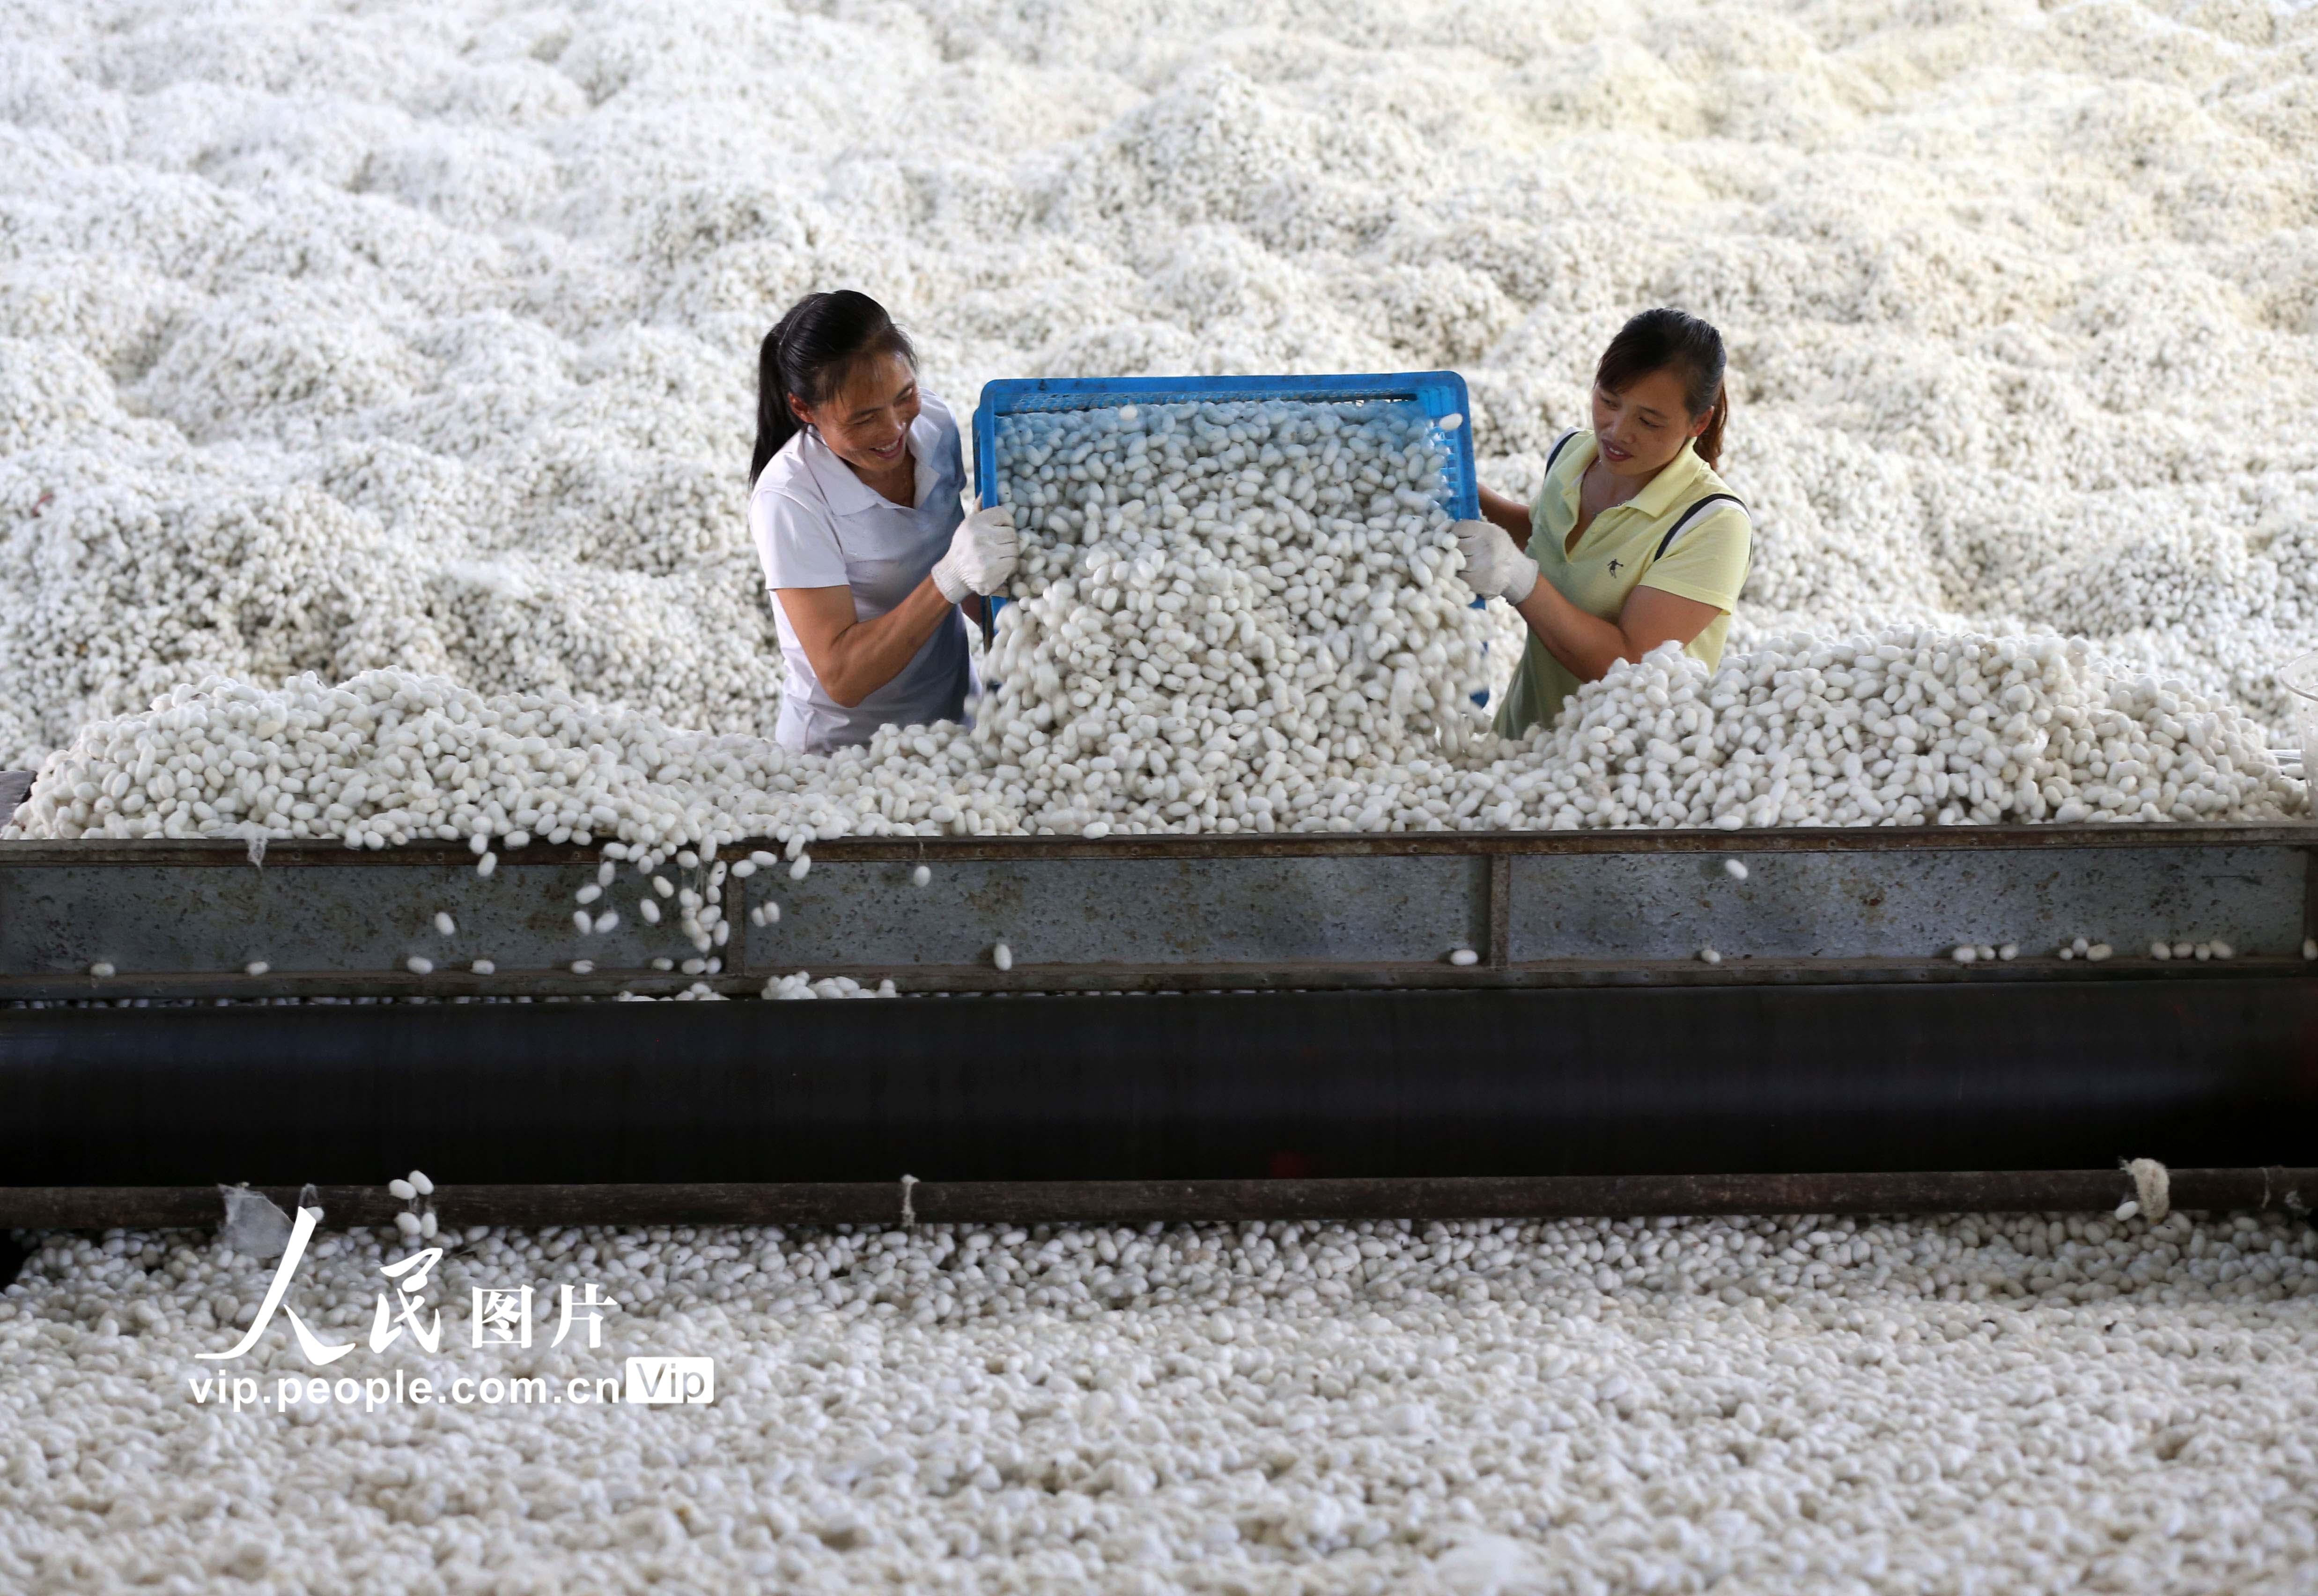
[
  {"x1": 1512, "y1": 577, "x2": 1641, "y2": 684},
  {"x1": 785, "y1": 578, "x2": 957, "y2": 708},
  {"x1": 1477, "y1": 485, "x2": 1532, "y2": 546}
]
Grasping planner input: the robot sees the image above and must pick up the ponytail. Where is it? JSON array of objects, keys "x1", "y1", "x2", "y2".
[
  {"x1": 1693, "y1": 383, "x2": 1728, "y2": 471},
  {"x1": 1595, "y1": 306, "x2": 1731, "y2": 471},
  {"x1": 749, "y1": 289, "x2": 917, "y2": 487}
]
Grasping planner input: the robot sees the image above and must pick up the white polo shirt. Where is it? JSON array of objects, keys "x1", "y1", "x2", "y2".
[{"x1": 748, "y1": 392, "x2": 972, "y2": 752}]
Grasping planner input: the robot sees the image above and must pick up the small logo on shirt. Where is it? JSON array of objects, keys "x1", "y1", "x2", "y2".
[{"x1": 1607, "y1": 558, "x2": 1623, "y2": 574}]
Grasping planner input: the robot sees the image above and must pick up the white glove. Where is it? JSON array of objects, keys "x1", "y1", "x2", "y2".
[
  {"x1": 1454, "y1": 518, "x2": 1537, "y2": 603},
  {"x1": 931, "y1": 503, "x2": 1019, "y2": 602}
]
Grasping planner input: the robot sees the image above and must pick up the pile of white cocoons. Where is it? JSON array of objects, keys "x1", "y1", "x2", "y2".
[
  {"x1": 7, "y1": 610, "x2": 2297, "y2": 851},
  {"x1": 6, "y1": 1208, "x2": 2317, "y2": 1591}
]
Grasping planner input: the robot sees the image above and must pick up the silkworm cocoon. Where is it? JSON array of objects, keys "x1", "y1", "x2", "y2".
[
  {"x1": 2087, "y1": 944, "x2": 2113, "y2": 962},
  {"x1": 244, "y1": 960, "x2": 270, "y2": 976},
  {"x1": 406, "y1": 956, "x2": 433, "y2": 975},
  {"x1": 640, "y1": 898, "x2": 661, "y2": 924},
  {"x1": 650, "y1": 957, "x2": 673, "y2": 971},
  {"x1": 678, "y1": 850, "x2": 699, "y2": 868},
  {"x1": 394, "y1": 1212, "x2": 421, "y2": 1237},
  {"x1": 476, "y1": 853, "x2": 497, "y2": 879},
  {"x1": 89, "y1": 961, "x2": 115, "y2": 977},
  {"x1": 681, "y1": 958, "x2": 705, "y2": 975},
  {"x1": 2210, "y1": 939, "x2": 2234, "y2": 960},
  {"x1": 1998, "y1": 943, "x2": 2017, "y2": 961},
  {"x1": 387, "y1": 1179, "x2": 415, "y2": 1200},
  {"x1": 468, "y1": 835, "x2": 489, "y2": 857},
  {"x1": 790, "y1": 854, "x2": 812, "y2": 880},
  {"x1": 572, "y1": 910, "x2": 592, "y2": 935},
  {"x1": 407, "y1": 1170, "x2": 431, "y2": 1195},
  {"x1": 433, "y1": 912, "x2": 456, "y2": 937},
  {"x1": 419, "y1": 1211, "x2": 438, "y2": 1239},
  {"x1": 652, "y1": 876, "x2": 673, "y2": 897},
  {"x1": 2114, "y1": 1199, "x2": 2139, "y2": 1221},
  {"x1": 2171, "y1": 941, "x2": 2193, "y2": 959},
  {"x1": 992, "y1": 942, "x2": 1013, "y2": 971},
  {"x1": 2151, "y1": 942, "x2": 2171, "y2": 960},
  {"x1": 598, "y1": 861, "x2": 617, "y2": 886},
  {"x1": 711, "y1": 919, "x2": 728, "y2": 946},
  {"x1": 750, "y1": 852, "x2": 777, "y2": 869},
  {"x1": 748, "y1": 904, "x2": 766, "y2": 927},
  {"x1": 1723, "y1": 859, "x2": 1748, "y2": 880},
  {"x1": 1438, "y1": 412, "x2": 1464, "y2": 431},
  {"x1": 2193, "y1": 942, "x2": 2212, "y2": 961},
  {"x1": 570, "y1": 960, "x2": 593, "y2": 975},
  {"x1": 2072, "y1": 937, "x2": 2090, "y2": 954},
  {"x1": 764, "y1": 901, "x2": 780, "y2": 924},
  {"x1": 504, "y1": 830, "x2": 530, "y2": 849},
  {"x1": 1976, "y1": 945, "x2": 1995, "y2": 962},
  {"x1": 595, "y1": 910, "x2": 620, "y2": 934},
  {"x1": 1698, "y1": 947, "x2": 1721, "y2": 965},
  {"x1": 2306, "y1": 939, "x2": 2318, "y2": 961},
  {"x1": 2058, "y1": 947, "x2": 2075, "y2": 961},
  {"x1": 706, "y1": 957, "x2": 721, "y2": 974},
  {"x1": 576, "y1": 884, "x2": 602, "y2": 904},
  {"x1": 1447, "y1": 948, "x2": 1479, "y2": 966},
  {"x1": 732, "y1": 860, "x2": 756, "y2": 878},
  {"x1": 912, "y1": 864, "x2": 931, "y2": 887},
  {"x1": 471, "y1": 959, "x2": 495, "y2": 975},
  {"x1": 1951, "y1": 945, "x2": 1977, "y2": 963}
]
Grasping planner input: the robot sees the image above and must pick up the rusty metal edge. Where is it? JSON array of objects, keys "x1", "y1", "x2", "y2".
[
  {"x1": 6, "y1": 1169, "x2": 2313, "y2": 1230},
  {"x1": 5, "y1": 953, "x2": 2310, "y2": 1003},
  {"x1": 1, "y1": 821, "x2": 2313, "y2": 869}
]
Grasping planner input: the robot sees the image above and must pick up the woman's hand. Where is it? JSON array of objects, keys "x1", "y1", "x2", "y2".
[
  {"x1": 1454, "y1": 519, "x2": 1538, "y2": 604},
  {"x1": 931, "y1": 504, "x2": 1019, "y2": 601}
]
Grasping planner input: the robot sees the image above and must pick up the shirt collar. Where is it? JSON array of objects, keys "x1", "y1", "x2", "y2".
[
  {"x1": 800, "y1": 408, "x2": 941, "y2": 514},
  {"x1": 1630, "y1": 438, "x2": 1707, "y2": 518}
]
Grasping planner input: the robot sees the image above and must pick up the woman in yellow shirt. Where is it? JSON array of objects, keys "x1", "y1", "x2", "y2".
[{"x1": 1456, "y1": 308, "x2": 1752, "y2": 737}]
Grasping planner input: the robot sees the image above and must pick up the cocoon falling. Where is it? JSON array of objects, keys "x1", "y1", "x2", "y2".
[
  {"x1": 434, "y1": 911, "x2": 456, "y2": 937},
  {"x1": 640, "y1": 899, "x2": 660, "y2": 924},
  {"x1": 387, "y1": 1179, "x2": 415, "y2": 1200}
]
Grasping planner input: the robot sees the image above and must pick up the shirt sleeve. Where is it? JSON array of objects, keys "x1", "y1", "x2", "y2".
[
  {"x1": 1639, "y1": 504, "x2": 1751, "y2": 613},
  {"x1": 751, "y1": 488, "x2": 849, "y2": 592}
]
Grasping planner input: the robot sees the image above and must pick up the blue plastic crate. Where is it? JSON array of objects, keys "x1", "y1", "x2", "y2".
[
  {"x1": 967, "y1": 370, "x2": 1500, "y2": 708},
  {"x1": 971, "y1": 369, "x2": 1478, "y2": 520}
]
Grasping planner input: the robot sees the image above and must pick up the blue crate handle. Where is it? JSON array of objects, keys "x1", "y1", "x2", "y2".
[{"x1": 967, "y1": 370, "x2": 1497, "y2": 707}]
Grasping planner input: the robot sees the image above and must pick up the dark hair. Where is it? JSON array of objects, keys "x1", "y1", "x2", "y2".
[
  {"x1": 1595, "y1": 307, "x2": 1729, "y2": 470},
  {"x1": 750, "y1": 290, "x2": 917, "y2": 485}
]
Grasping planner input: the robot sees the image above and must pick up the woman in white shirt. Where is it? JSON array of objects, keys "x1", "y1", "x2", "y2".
[{"x1": 747, "y1": 290, "x2": 1018, "y2": 752}]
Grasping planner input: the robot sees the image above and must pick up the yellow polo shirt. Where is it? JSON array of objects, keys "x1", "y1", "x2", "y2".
[{"x1": 1493, "y1": 431, "x2": 1752, "y2": 739}]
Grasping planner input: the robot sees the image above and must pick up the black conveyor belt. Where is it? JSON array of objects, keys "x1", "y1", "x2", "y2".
[{"x1": 4, "y1": 981, "x2": 2314, "y2": 1185}]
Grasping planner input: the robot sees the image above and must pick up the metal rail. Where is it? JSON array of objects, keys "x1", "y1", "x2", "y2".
[
  {"x1": 4, "y1": 824, "x2": 2312, "y2": 998},
  {"x1": 7, "y1": 983, "x2": 2315, "y2": 1186},
  {"x1": 5, "y1": 1169, "x2": 2312, "y2": 1231}
]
